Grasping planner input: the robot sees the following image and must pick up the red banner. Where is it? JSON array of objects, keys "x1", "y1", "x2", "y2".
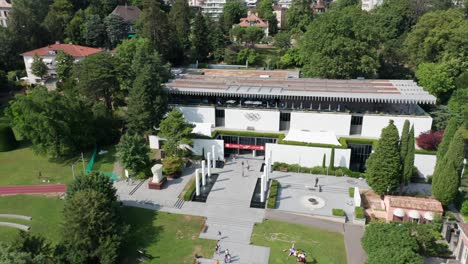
[{"x1": 224, "y1": 143, "x2": 265, "y2": 150}]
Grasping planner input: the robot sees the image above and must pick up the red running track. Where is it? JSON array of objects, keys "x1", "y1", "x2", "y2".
[{"x1": 0, "y1": 184, "x2": 67, "y2": 195}]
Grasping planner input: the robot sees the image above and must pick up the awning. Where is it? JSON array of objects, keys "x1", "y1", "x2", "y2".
[
  {"x1": 284, "y1": 130, "x2": 341, "y2": 146},
  {"x1": 408, "y1": 210, "x2": 420, "y2": 219},
  {"x1": 393, "y1": 208, "x2": 405, "y2": 217},
  {"x1": 424, "y1": 211, "x2": 434, "y2": 221}
]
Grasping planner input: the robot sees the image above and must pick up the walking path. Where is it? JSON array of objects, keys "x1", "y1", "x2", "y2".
[
  {"x1": 0, "y1": 184, "x2": 66, "y2": 195},
  {"x1": 265, "y1": 210, "x2": 367, "y2": 264}
]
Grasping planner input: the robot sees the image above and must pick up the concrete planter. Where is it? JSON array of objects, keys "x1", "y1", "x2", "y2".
[
  {"x1": 353, "y1": 218, "x2": 366, "y2": 226},
  {"x1": 328, "y1": 215, "x2": 346, "y2": 223}
]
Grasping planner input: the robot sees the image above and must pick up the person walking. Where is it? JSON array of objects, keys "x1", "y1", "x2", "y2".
[{"x1": 315, "y1": 177, "x2": 319, "y2": 187}]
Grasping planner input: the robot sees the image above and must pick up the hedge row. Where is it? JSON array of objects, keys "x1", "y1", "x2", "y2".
[
  {"x1": 0, "y1": 124, "x2": 17, "y2": 152},
  {"x1": 267, "y1": 180, "x2": 279, "y2": 209},
  {"x1": 355, "y1": 206, "x2": 365, "y2": 219},
  {"x1": 183, "y1": 178, "x2": 196, "y2": 201},
  {"x1": 415, "y1": 149, "x2": 437, "y2": 155},
  {"x1": 272, "y1": 162, "x2": 365, "y2": 178},
  {"x1": 332, "y1": 208, "x2": 345, "y2": 217},
  {"x1": 277, "y1": 134, "x2": 345, "y2": 149}
]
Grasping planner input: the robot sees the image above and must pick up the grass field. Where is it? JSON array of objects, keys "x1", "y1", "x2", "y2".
[
  {"x1": 120, "y1": 207, "x2": 216, "y2": 264},
  {"x1": 0, "y1": 142, "x2": 116, "y2": 186},
  {"x1": 251, "y1": 219, "x2": 347, "y2": 264},
  {"x1": 0, "y1": 195, "x2": 64, "y2": 243}
]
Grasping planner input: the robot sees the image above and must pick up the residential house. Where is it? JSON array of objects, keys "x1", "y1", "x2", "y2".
[
  {"x1": 311, "y1": 0, "x2": 326, "y2": 13},
  {"x1": 21, "y1": 42, "x2": 102, "y2": 84},
  {"x1": 0, "y1": 0, "x2": 11, "y2": 27},
  {"x1": 111, "y1": 5, "x2": 141, "y2": 37},
  {"x1": 361, "y1": 0, "x2": 383, "y2": 11},
  {"x1": 238, "y1": 12, "x2": 269, "y2": 37},
  {"x1": 201, "y1": 0, "x2": 226, "y2": 19},
  {"x1": 273, "y1": 5, "x2": 286, "y2": 29}
]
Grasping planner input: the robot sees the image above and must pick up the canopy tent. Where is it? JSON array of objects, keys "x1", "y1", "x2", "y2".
[
  {"x1": 408, "y1": 210, "x2": 420, "y2": 219},
  {"x1": 191, "y1": 122, "x2": 213, "y2": 137},
  {"x1": 424, "y1": 211, "x2": 435, "y2": 221},
  {"x1": 284, "y1": 130, "x2": 341, "y2": 146},
  {"x1": 393, "y1": 208, "x2": 405, "y2": 218}
]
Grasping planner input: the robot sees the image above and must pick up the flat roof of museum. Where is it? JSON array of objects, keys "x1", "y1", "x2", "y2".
[{"x1": 165, "y1": 69, "x2": 436, "y2": 104}]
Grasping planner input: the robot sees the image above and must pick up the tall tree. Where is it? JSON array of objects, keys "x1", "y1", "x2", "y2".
[
  {"x1": 66, "y1": 171, "x2": 117, "y2": 202},
  {"x1": 73, "y1": 52, "x2": 118, "y2": 111},
  {"x1": 168, "y1": 0, "x2": 191, "y2": 64},
  {"x1": 208, "y1": 22, "x2": 226, "y2": 62},
  {"x1": 299, "y1": 6, "x2": 379, "y2": 78},
  {"x1": 127, "y1": 60, "x2": 167, "y2": 133},
  {"x1": 104, "y1": 14, "x2": 129, "y2": 49},
  {"x1": 221, "y1": 0, "x2": 247, "y2": 32},
  {"x1": 403, "y1": 126, "x2": 415, "y2": 184},
  {"x1": 43, "y1": 0, "x2": 73, "y2": 42},
  {"x1": 31, "y1": 55, "x2": 48, "y2": 79},
  {"x1": 432, "y1": 129, "x2": 464, "y2": 205},
  {"x1": 435, "y1": 117, "x2": 458, "y2": 169},
  {"x1": 116, "y1": 133, "x2": 150, "y2": 174},
  {"x1": 65, "y1": 9, "x2": 86, "y2": 44},
  {"x1": 416, "y1": 61, "x2": 458, "y2": 103},
  {"x1": 400, "y1": 120, "x2": 410, "y2": 162},
  {"x1": 137, "y1": 0, "x2": 171, "y2": 60},
  {"x1": 55, "y1": 50, "x2": 74, "y2": 82},
  {"x1": 191, "y1": 11, "x2": 210, "y2": 62},
  {"x1": 158, "y1": 109, "x2": 194, "y2": 157},
  {"x1": 257, "y1": 0, "x2": 278, "y2": 34},
  {"x1": 365, "y1": 120, "x2": 401, "y2": 194},
  {"x1": 329, "y1": 147, "x2": 335, "y2": 170},
  {"x1": 61, "y1": 189, "x2": 126, "y2": 264},
  {"x1": 285, "y1": 0, "x2": 313, "y2": 32},
  {"x1": 83, "y1": 12, "x2": 107, "y2": 47},
  {"x1": 0, "y1": 27, "x2": 23, "y2": 71}
]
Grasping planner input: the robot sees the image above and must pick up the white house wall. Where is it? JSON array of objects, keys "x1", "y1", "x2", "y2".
[
  {"x1": 177, "y1": 106, "x2": 216, "y2": 126},
  {"x1": 414, "y1": 154, "x2": 436, "y2": 178},
  {"x1": 290, "y1": 112, "x2": 352, "y2": 136},
  {"x1": 361, "y1": 115, "x2": 432, "y2": 138},
  {"x1": 192, "y1": 139, "x2": 224, "y2": 161},
  {"x1": 265, "y1": 143, "x2": 351, "y2": 168},
  {"x1": 224, "y1": 109, "x2": 280, "y2": 131}
]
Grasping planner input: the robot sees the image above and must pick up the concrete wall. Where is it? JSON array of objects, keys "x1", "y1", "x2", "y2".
[
  {"x1": 265, "y1": 143, "x2": 351, "y2": 168},
  {"x1": 290, "y1": 112, "x2": 352, "y2": 136},
  {"x1": 224, "y1": 109, "x2": 280, "y2": 131},
  {"x1": 192, "y1": 139, "x2": 224, "y2": 161},
  {"x1": 361, "y1": 115, "x2": 433, "y2": 138},
  {"x1": 177, "y1": 106, "x2": 216, "y2": 126},
  {"x1": 414, "y1": 154, "x2": 436, "y2": 178}
]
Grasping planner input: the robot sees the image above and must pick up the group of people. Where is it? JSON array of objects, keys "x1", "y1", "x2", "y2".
[
  {"x1": 215, "y1": 240, "x2": 231, "y2": 263},
  {"x1": 285, "y1": 243, "x2": 308, "y2": 263}
]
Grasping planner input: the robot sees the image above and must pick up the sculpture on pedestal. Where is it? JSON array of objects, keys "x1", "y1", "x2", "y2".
[{"x1": 148, "y1": 164, "x2": 166, "y2": 190}]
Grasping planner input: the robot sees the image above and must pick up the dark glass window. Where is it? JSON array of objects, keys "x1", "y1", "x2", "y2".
[
  {"x1": 351, "y1": 116, "x2": 363, "y2": 125},
  {"x1": 215, "y1": 109, "x2": 225, "y2": 118},
  {"x1": 280, "y1": 112, "x2": 291, "y2": 121},
  {"x1": 349, "y1": 143, "x2": 373, "y2": 172}
]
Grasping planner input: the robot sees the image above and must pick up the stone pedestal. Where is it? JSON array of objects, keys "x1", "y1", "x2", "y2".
[{"x1": 148, "y1": 177, "x2": 166, "y2": 190}]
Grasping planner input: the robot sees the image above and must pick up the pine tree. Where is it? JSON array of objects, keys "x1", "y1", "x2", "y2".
[
  {"x1": 191, "y1": 11, "x2": 210, "y2": 62},
  {"x1": 432, "y1": 129, "x2": 464, "y2": 205},
  {"x1": 403, "y1": 126, "x2": 415, "y2": 184},
  {"x1": 365, "y1": 120, "x2": 401, "y2": 194},
  {"x1": 435, "y1": 117, "x2": 458, "y2": 168},
  {"x1": 322, "y1": 154, "x2": 326, "y2": 168},
  {"x1": 400, "y1": 120, "x2": 410, "y2": 161},
  {"x1": 169, "y1": 0, "x2": 191, "y2": 64},
  {"x1": 329, "y1": 147, "x2": 335, "y2": 170}
]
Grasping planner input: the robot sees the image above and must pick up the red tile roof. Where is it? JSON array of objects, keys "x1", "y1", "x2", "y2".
[
  {"x1": 21, "y1": 44, "x2": 103, "y2": 57},
  {"x1": 239, "y1": 13, "x2": 269, "y2": 28},
  {"x1": 386, "y1": 195, "x2": 443, "y2": 212}
]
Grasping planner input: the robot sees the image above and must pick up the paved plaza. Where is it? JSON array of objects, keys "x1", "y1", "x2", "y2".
[{"x1": 114, "y1": 154, "x2": 369, "y2": 263}]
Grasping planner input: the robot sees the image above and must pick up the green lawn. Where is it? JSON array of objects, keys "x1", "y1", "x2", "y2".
[
  {"x1": 118, "y1": 207, "x2": 215, "y2": 264},
  {"x1": 0, "y1": 195, "x2": 64, "y2": 244},
  {"x1": 251, "y1": 219, "x2": 347, "y2": 264},
  {"x1": 93, "y1": 145, "x2": 116, "y2": 173}
]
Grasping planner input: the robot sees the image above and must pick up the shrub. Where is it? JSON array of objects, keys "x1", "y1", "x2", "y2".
[
  {"x1": 355, "y1": 207, "x2": 364, "y2": 219},
  {"x1": 0, "y1": 124, "x2": 18, "y2": 152},
  {"x1": 183, "y1": 178, "x2": 196, "y2": 201},
  {"x1": 162, "y1": 156, "x2": 185, "y2": 176},
  {"x1": 349, "y1": 187, "x2": 355, "y2": 198},
  {"x1": 416, "y1": 130, "x2": 443, "y2": 150},
  {"x1": 267, "y1": 180, "x2": 279, "y2": 209},
  {"x1": 461, "y1": 200, "x2": 468, "y2": 216},
  {"x1": 332, "y1": 208, "x2": 345, "y2": 217}
]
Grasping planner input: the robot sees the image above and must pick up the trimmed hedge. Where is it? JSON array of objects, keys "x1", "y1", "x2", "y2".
[
  {"x1": 278, "y1": 134, "x2": 345, "y2": 149},
  {"x1": 355, "y1": 206, "x2": 364, "y2": 219},
  {"x1": 332, "y1": 208, "x2": 345, "y2": 217},
  {"x1": 340, "y1": 137, "x2": 378, "y2": 149},
  {"x1": 348, "y1": 187, "x2": 354, "y2": 198},
  {"x1": 0, "y1": 124, "x2": 17, "y2": 152},
  {"x1": 415, "y1": 149, "x2": 437, "y2": 155},
  {"x1": 272, "y1": 162, "x2": 365, "y2": 178},
  {"x1": 183, "y1": 177, "x2": 196, "y2": 201},
  {"x1": 267, "y1": 180, "x2": 279, "y2": 209}
]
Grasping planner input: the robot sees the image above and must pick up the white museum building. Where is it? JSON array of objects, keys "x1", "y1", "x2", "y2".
[{"x1": 162, "y1": 69, "x2": 437, "y2": 176}]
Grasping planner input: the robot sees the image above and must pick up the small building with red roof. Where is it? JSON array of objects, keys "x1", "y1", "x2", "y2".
[
  {"x1": 238, "y1": 12, "x2": 269, "y2": 36},
  {"x1": 21, "y1": 42, "x2": 102, "y2": 84}
]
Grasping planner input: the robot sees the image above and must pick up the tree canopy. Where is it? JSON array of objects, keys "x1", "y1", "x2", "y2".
[
  {"x1": 116, "y1": 133, "x2": 150, "y2": 174},
  {"x1": 158, "y1": 109, "x2": 194, "y2": 157}
]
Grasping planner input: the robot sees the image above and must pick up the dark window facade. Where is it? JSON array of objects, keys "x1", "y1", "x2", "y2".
[{"x1": 349, "y1": 143, "x2": 373, "y2": 172}]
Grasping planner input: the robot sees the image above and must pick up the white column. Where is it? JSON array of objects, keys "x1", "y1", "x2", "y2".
[
  {"x1": 212, "y1": 145, "x2": 216, "y2": 168},
  {"x1": 195, "y1": 169, "x2": 200, "y2": 196},
  {"x1": 201, "y1": 160, "x2": 206, "y2": 186},
  {"x1": 207, "y1": 152, "x2": 211, "y2": 177},
  {"x1": 265, "y1": 159, "x2": 269, "y2": 183},
  {"x1": 260, "y1": 171, "x2": 265, "y2": 203}
]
